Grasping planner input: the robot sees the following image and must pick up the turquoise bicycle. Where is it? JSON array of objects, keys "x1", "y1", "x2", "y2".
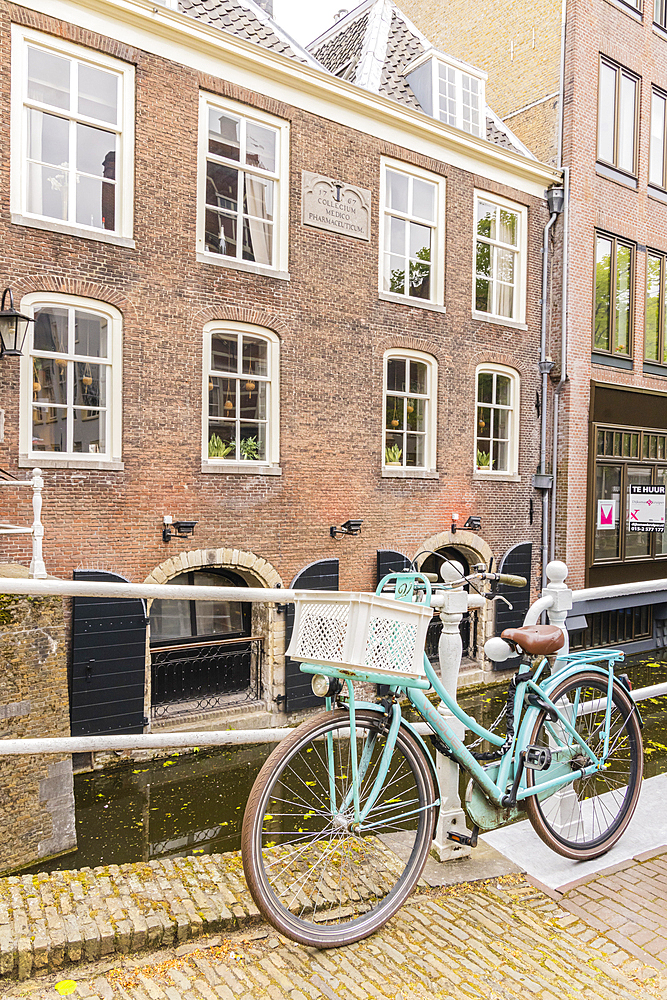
[{"x1": 241, "y1": 561, "x2": 643, "y2": 947}]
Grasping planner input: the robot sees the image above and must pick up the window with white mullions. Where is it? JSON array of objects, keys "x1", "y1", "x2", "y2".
[
  {"x1": 30, "y1": 305, "x2": 111, "y2": 456},
  {"x1": 207, "y1": 331, "x2": 272, "y2": 462},
  {"x1": 384, "y1": 356, "x2": 431, "y2": 468},
  {"x1": 475, "y1": 366, "x2": 519, "y2": 474},
  {"x1": 383, "y1": 168, "x2": 437, "y2": 301},
  {"x1": 475, "y1": 198, "x2": 521, "y2": 320},
  {"x1": 205, "y1": 108, "x2": 278, "y2": 267},
  {"x1": 23, "y1": 43, "x2": 121, "y2": 231}
]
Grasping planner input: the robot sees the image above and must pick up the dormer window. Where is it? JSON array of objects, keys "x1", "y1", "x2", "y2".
[{"x1": 405, "y1": 51, "x2": 486, "y2": 139}]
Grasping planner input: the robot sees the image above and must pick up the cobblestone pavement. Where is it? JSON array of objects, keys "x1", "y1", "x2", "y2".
[{"x1": 1, "y1": 872, "x2": 667, "y2": 1000}]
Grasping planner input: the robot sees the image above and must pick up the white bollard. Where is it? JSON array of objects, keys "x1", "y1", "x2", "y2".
[
  {"x1": 29, "y1": 468, "x2": 47, "y2": 580},
  {"x1": 431, "y1": 562, "x2": 474, "y2": 862}
]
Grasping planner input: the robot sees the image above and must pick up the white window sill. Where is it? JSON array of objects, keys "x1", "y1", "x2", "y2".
[
  {"x1": 471, "y1": 311, "x2": 527, "y2": 331},
  {"x1": 378, "y1": 292, "x2": 445, "y2": 313},
  {"x1": 196, "y1": 252, "x2": 290, "y2": 281},
  {"x1": 11, "y1": 214, "x2": 135, "y2": 248},
  {"x1": 382, "y1": 467, "x2": 439, "y2": 479},
  {"x1": 201, "y1": 461, "x2": 282, "y2": 476},
  {"x1": 473, "y1": 471, "x2": 521, "y2": 482},
  {"x1": 19, "y1": 455, "x2": 124, "y2": 471}
]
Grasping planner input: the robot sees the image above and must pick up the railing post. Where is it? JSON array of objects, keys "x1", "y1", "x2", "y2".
[
  {"x1": 431, "y1": 565, "x2": 473, "y2": 862},
  {"x1": 543, "y1": 560, "x2": 572, "y2": 662},
  {"x1": 29, "y1": 468, "x2": 47, "y2": 580}
]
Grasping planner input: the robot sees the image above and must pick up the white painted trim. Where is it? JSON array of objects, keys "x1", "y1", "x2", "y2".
[
  {"x1": 474, "y1": 363, "x2": 520, "y2": 477},
  {"x1": 202, "y1": 320, "x2": 280, "y2": 468},
  {"x1": 11, "y1": 24, "x2": 135, "y2": 240},
  {"x1": 402, "y1": 46, "x2": 487, "y2": 83},
  {"x1": 356, "y1": 0, "x2": 393, "y2": 93},
  {"x1": 383, "y1": 348, "x2": 437, "y2": 471},
  {"x1": 472, "y1": 189, "x2": 528, "y2": 325},
  {"x1": 19, "y1": 292, "x2": 123, "y2": 465},
  {"x1": 197, "y1": 91, "x2": 289, "y2": 274},
  {"x1": 379, "y1": 157, "x2": 446, "y2": 307},
  {"x1": 21, "y1": 0, "x2": 561, "y2": 199}
]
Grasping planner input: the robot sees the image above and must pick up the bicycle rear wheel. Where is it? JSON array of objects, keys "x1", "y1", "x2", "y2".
[
  {"x1": 241, "y1": 708, "x2": 437, "y2": 947},
  {"x1": 525, "y1": 671, "x2": 643, "y2": 860}
]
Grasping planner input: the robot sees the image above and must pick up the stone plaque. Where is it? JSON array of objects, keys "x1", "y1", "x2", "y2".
[{"x1": 302, "y1": 171, "x2": 371, "y2": 241}]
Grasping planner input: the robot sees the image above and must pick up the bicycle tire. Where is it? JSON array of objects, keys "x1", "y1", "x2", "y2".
[
  {"x1": 525, "y1": 671, "x2": 643, "y2": 860},
  {"x1": 241, "y1": 708, "x2": 437, "y2": 947}
]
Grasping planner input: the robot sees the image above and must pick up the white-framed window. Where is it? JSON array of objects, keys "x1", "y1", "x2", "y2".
[
  {"x1": 379, "y1": 160, "x2": 445, "y2": 308},
  {"x1": 19, "y1": 293, "x2": 122, "y2": 467},
  {"x1": 474, "y1": 364, "x2": 520, "y2": 476},
  {"x1": 197, "y1": 93, "x2": 289, "y2": 277},
  {"x1": 473, "y1": 191, "x2": 527, "y2": 325},
  {"x1": 404, "y1": 52, "x2": 486, "y2": 138},
  {"x1": 202, "y1": 322, "x2": 280, "y2": 469},
  {"x1": 11, "y1": 25, "x2": 135, "y2": 241},
  {"x1": 383, "y1": 350, "x2": 437, "y2": 471},
  {"x1": 597, "y1": 57, "x2": 639, "y2": 177}
]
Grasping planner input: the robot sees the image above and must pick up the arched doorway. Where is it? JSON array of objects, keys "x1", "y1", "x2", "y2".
[
  {"x1": 419, "y1": 547, "x2": 477, "y2": 660},
  {"x1": 149, "y1": 568, "x2": 259, "y2": 719}
]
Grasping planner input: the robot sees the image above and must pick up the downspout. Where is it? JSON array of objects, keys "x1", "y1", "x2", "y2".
[
  {"x1": 550, "y1": 165, "x2": 569, "y2": 562},
  {"x1": 536, "y1": 200, "x2": 561, "y2": 590}
]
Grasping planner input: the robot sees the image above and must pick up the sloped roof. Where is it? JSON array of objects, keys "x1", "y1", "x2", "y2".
[
  {"x1": 309, "y1": 0, "x2": 534, "y2": 159},
  {"x1": 178, "y1": 0, "x2": 320, "y2": 67}
]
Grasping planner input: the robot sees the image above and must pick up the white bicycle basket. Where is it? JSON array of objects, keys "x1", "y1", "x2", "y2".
[{"x1": 285, "y1": 591, "x2": 433, "y2": 680}]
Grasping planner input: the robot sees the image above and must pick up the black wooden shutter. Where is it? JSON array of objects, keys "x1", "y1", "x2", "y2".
[
  {"x1": 284, "y1": 559, "x2": 339, "y2": 713},
  {"x1": 376, "y1": 550, "x2": 410, "y2": 586},
  {"x1": 490, "y1": 542, "x2": 533, "y2": 671},
  {"x1": 70, "y1": 570, "x2": 148, "y2": 735}
]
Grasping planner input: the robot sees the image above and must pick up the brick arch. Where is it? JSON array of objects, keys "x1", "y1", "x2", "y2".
[
  {"x1": 188, "y1": 305, "x2": 290, "y2": 340},
  {"x1": 380, "y1": 337, "x2": 449, "y2": 368},
  {"x1": 15, "y1": 276, "x2": 137, "y2": 322},
  {"x1": 417, "y1": 529, "x2": 494, "y2": 570},
  {"x1": 469, "y1": 353, "x2": 529, "y2": 379},
  {"x1": 144, "y1": 547, "x2": 283, "y2": 588}
]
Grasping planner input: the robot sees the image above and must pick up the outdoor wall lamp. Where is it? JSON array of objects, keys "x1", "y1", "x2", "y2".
[
  {"x1": 162, "y1": 515, "x2": 198, "y2": 543},
  {"x1": 330, "y1": 518, "x2": 363, "y2": 539},
  {"x1": 0, "y1": 288, "x2": 33, "y2": 358},
  {"x1": 464, "y1": 516, "x2": 482, "y2": 531},
  {"x1": 451, "y1": 512, "x2": 459, "y2": 534}
]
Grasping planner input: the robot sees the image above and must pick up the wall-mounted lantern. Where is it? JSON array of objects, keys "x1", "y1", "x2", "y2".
[
  {"x1": 162, "y1": 515, "x2": 198, "y2": 543},
  {"x1": 0, "y1": 288, "x2": 33, "y2": 358},
  {"x1": 330, "y1": 518, "x2": 363, "y2": 539}
]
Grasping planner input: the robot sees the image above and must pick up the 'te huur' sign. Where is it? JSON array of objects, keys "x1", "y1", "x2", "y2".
[
  {"x1": 628, "y1": 484, "x2": 666, "y2": 532},
  {"x1": 302, "y1": 172, "x2": 371, "y2": 241}
]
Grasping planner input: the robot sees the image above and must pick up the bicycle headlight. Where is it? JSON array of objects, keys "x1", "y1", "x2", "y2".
[{"x1": 311, "y1": 674, "x2": 341, "y2": 698}]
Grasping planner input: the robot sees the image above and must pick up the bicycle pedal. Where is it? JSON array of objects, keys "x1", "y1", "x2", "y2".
[
  {"x1": 447, "y1": 825, "x2": 479, "y2": 848},
  {"x1": 526, "y1": 693, "x2": 558, "y2": 721},
  {"x1": 523, "y1": 745, "x2": 552, "y2": 771}
]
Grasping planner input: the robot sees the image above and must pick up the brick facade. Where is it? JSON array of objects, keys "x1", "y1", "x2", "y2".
[{"x1": 0, "y1": 0, "x2": 560, "y2": 719}]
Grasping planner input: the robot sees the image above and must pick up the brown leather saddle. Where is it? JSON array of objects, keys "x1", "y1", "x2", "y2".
[{"x1": 500, "y1": 624, "x2": 565, "y2": 656}]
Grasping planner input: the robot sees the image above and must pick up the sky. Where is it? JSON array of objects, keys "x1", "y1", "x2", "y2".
[{"x1": 272, "y1": 0, "x2": 353, "y2": 47}]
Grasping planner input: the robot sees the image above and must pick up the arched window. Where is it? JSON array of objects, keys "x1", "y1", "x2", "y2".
[
  {"x1": 383, "y1": 349, "x2": 437, "y2": 472},
  {"x1": 19, "y1": 293, "x2": 122, "y2": 468},
  {"x1": 149, "y1": 568, "x2": 251, "y2": 645},
  {"x1": 202, "y1": 321, "x2": 280, "y2": 470},
  {"x1": 474, "y1": 364, "x2": 520, "y2": 475}
]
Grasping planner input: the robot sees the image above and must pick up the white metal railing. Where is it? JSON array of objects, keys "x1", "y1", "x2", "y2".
[{"x1": 0, "y1": 468, "x2": 46, "y2": 578}]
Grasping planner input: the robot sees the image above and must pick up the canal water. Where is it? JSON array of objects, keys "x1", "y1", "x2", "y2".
[{"x1": 27, "y1": 654, "x2": 667, "y2": 874}]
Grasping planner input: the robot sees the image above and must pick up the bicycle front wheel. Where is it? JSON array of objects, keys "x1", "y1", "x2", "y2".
[
  {"x1": 241, "y1": 708, "x2": 437, "y2": 947},
  {"x1": 525, "y1": 671, "x2": 643, "y2": 860}
]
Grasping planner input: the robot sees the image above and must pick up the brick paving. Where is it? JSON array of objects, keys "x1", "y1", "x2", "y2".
[{"x1": 1, "y1": 870, "x2": 667, "y2": 1000}]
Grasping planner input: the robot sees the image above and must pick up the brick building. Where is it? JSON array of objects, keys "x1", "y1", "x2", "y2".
[
  {"x1": 0, "y1": 0, "x2": 560, "y2": 734},
  {"x1": 404, "y1": 0, "x2": 667, "y2": 653}
]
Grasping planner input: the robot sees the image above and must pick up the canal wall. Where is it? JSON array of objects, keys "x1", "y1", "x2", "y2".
[{"x1": 0, "y1": 564, "x2": 76, "y2": 874}]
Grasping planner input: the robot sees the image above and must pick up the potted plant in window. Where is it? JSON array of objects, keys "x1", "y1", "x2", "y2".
[
  {"x1": 208, "y1": 433, "x2": 235, "y2": 459},
  {"x1": 385, "y1": 443, "x2": 402, "y2": 467},
  {"x1": 240, "y1": 435, "x2": 260, "y2": 461},
  {"x1": 476, "y1": 449, "x2": 492, "y2": 470}
]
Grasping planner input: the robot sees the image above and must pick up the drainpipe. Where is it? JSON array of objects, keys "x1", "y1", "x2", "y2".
[
  {"x1": 534, "y1": 186, "x2": 564, "y2": 589},
  {"x1": 550, "y1": 166, "x2": 570, "y2": 561}
]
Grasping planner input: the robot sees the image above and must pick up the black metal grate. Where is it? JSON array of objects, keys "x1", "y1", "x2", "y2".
[
  {"x1": 151, "y1": 637, "x2": 262, "y2": 719},
  {"x1": 570, "y1": 607, "x2": 653, "y2": 651}
]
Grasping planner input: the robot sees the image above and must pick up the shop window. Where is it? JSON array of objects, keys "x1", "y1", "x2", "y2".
[
  {"x1": 12, "y1": 25, "x2": 134, "y2": 239},
  {"x1": 474, "y1": 365, "x2": 520, "y2": 475},
  {"x1": 593, "y1": 233, "x2": 633, "y2": 356},
  {"x1": 203, "y1": 322, "x2": 279, "y2": 468},
  {"x1": 383, "y1": 350, "x2": 437, "y2": 471}
]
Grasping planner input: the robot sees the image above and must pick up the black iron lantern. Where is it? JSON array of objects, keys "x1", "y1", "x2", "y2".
[{"x1": 0, "y1": 288, "x2": 33, "y2": 358}]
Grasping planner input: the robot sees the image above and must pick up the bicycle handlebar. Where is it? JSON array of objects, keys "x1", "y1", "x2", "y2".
[{"x1": 494, "y1": 573, "x2": 527, "y2": 588}]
